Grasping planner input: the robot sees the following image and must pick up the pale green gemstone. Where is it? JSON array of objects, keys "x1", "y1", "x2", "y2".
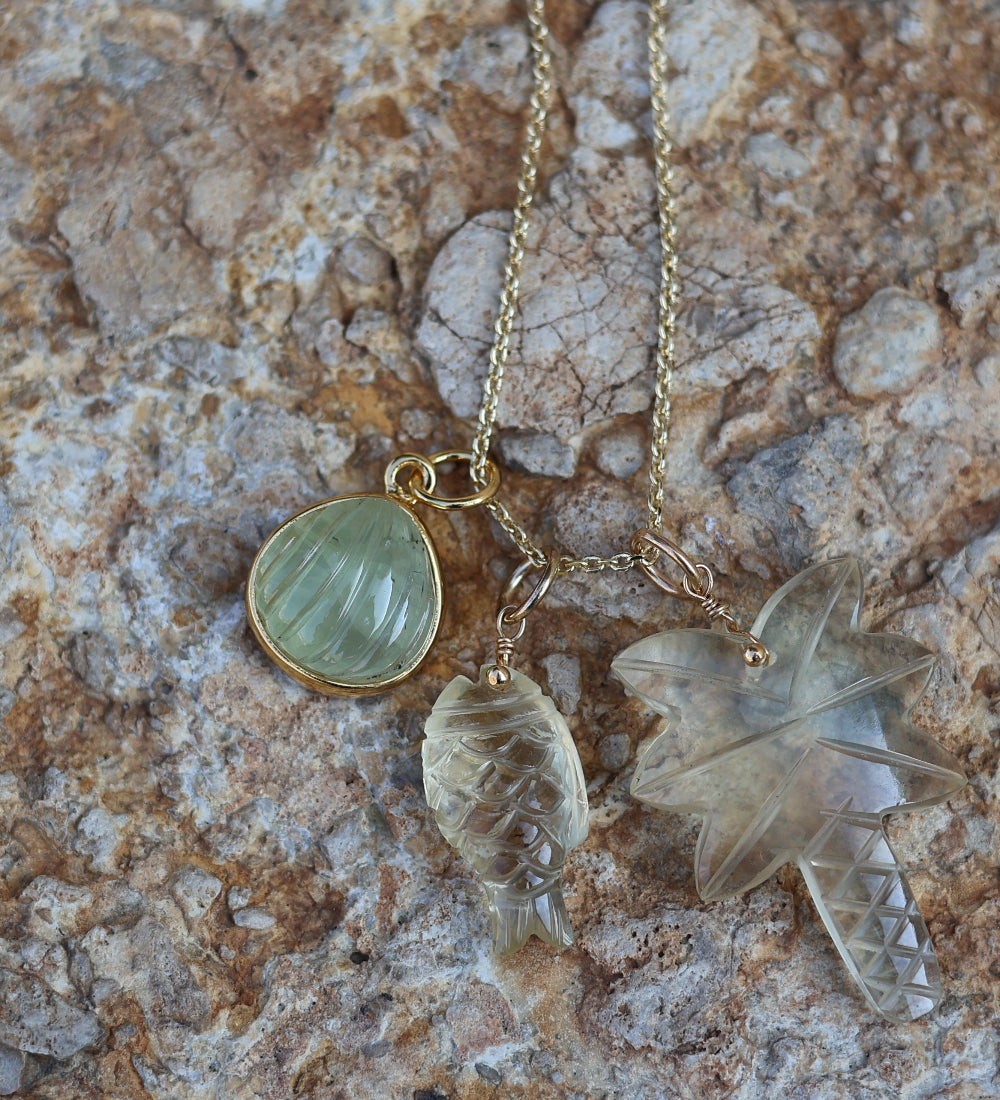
[{"x1": 249, "y1": 495, "x2": 441, "y2": 691}]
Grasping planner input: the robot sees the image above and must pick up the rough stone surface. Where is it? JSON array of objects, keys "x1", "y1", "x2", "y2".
[
  {"x1": 727, "y1": 416, "x2": 866, "y2": 572},
  {"x1": 417, "y1": 149, "x2": 663, "y2": 439},
  {"x1": 745, "y1": 132, "x2": 814, "y2": 180},
  {"x1": 540, "y1": 652, "x2": 583, "y2": 716},
  {"x1": 232, "y1": 907, "x2": 277, "y2": 931},
  {"x1": 2, "y1": 0, "x2": 999, "y2": 1097},
  {"x1": 0, "y1": 970, "x2": 104, "y2": 1060},
  {"x1": 938, "y1": 242, "x2": 1000, "y2": 328},
  {"x1": 496, "y1": 430, "x2": 577, "y2": 479},
  {"x1": 566, "y1": 0, "x2": 764, "y2": 147},
  {"x1": 170, "y1": 867, "x2": 223, "y2": 925},
  {"x1": 679, "y1": 248, "x2": 822, "y2": 389},
  {"x1": 833, "y1": 287, "x2": 943, "y2": 397},
  {"x1": 592, "y1": 424, "x2": 647, "y2": 480},
  {"x1": 0, "y1": 1044, "x2": 27, "y2": 1097}
]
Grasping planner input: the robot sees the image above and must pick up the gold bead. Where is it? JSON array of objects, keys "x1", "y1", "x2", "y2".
[
  {"x1": 743, "y1": 642, "x2": 770, "y2": 668},
  {"x1": 487, "y1": 665, "x2": 512, "y2": 688}
]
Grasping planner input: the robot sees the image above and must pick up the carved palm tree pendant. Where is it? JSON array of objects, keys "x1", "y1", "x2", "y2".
[{"x1": 613, "y1": 557, "x2": 965, "y2": 1022}]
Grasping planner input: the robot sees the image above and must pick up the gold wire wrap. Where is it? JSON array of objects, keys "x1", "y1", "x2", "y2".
[
  {"x1": 631, "y1": 530, "x2": 771, "y2": 666},
  {"x1": 488, "y1": 606, "x2": 528, "y2": 688},
  {"x1": 487, "y1": 550, "x2": 561, "y2": 686}
]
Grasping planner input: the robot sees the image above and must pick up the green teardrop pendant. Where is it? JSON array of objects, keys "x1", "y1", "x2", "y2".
[{"x1": 246, "y1": 494, "x2": 443, "y2": 694}]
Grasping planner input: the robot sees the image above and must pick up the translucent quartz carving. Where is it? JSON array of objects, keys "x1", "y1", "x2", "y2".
[
  {"x1": 423, "y1": 666, "x2": 589, "y2": 954},
  {"x1": 613, "y1": 557, "x2": 965, "y2": 1022},
  {"x1": 247, "y1": 495, "x2": 442, "y2": 693}
]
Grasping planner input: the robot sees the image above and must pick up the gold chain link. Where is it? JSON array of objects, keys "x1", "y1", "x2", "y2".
[{"x1": 469, "y1": 0, "x2": 679, "y2": 575}]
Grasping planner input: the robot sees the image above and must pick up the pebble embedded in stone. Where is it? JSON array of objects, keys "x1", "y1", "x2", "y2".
[
  {"x1": 79, "y1": 919, "x2": 210, "y2": 1030},
  {"x1": 72, "y1": 807, "x2": 122, "y2": 874},
  {"x1": 567, "y1": 0, "x2": 769, "y2": 148},
  {"x1": 664, "y1": 0, "x2": 765, "y2": 145},
  {"x1": 832, "y1": 287, "x2": 942, "y2": 397},
  {"x1": 336, "y1": 236, "x2": 394, "y2": 288},
  {"x1": 540, "y1": 653, "x2": 582, "y2": 715},
  {"x1": 22, "y1": 878, "x2": 94, "y2": 942},
  {"x1": 415, "y1": 211, "x2": 512, "y2": 423},
  {"x1": 475, "y1": 1062, "x2": 502, "y2": 1086},
  {"x1": 232, "y1": 907, "x2": 277, "y2": 931},
  {"x1": 938, "y1": 244, "x2": 1000, "y2": 328},
  {"x1": 0, "y1": 969, "x2": 104, "y2": 1060},
  {"x1": 572, "y1": 97, "x2": 639, "y2": 153},
  {"x1": 894, "y1": 1, "x2": 931, "y2": 46},
  {"x1": 727, "y1": 416, "x2": 864, "y2": 571},
  {"x1": 170, "y1": 867, "x2": 223, "y2": 924},
  {"x1": 679, "y1": 275, "x2": 821, "y2": 390},
  {"x1": 813, "y1": 92, "x2": 847, "y2": 131},
  {"x1": 910, "y1": 140, "x2": 933, "y2": 173},
  {"x1": 937, "y1": 519, "x2": 1000, "y2": 609},
  {"x1": 745, "y1": 133, "x2": 812, "y2": 180},
  {"x1": 496, "y1": 431, "x2": 576, "y2": 479},
  {"x1": 445, "y1": 24, "x2": 531, "y2": 113},
  {"x1": 795, "y1": 29, "x2": 845, "y2": 59},
  {"x1": 0, "y1": 1043, "x2": 26, "y2": 1096},
  {"x1": 973, "y1": 353, "x2": 1000, "y2": 389},
  {"x1": 598, "y1": 733, "x2": 632, "y2": 771},
  {"x1": 399, "y1": 408, "x2": 435, "y2": 440},
  {"x1": 227, "y1": 887, "x2": 252, "y2": 913},
  {"x1": 417, "y1": 150, "x2": 663, "y2": 439},
  {"x1": 592, "y1": 426, "x2": 646, "y2": 480},
  {"x1": 878, "y1": 432, "x2": 972, "y2": 526}
]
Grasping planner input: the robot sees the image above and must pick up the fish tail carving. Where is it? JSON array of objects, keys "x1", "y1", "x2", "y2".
[{"x1": 488, "y1": 883, "x2": 574, "y2": 955}]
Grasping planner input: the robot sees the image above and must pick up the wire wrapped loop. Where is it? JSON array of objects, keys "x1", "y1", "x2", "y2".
[
  {"x1": 487, "y1": 605, "x2": 527, "y2": 687},
  {"x1": 631, "y1": 529, "x2": 771, "y2": 667}
]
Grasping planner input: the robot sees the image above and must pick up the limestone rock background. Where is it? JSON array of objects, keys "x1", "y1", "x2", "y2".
[{"x1": 1, "y1": 0, "x2": 998, "y2": 1097}]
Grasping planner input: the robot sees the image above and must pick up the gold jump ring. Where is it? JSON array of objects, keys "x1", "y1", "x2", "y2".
[
  {"x1": 385, "y1": 453, "x2": 438, "y2": 498},
  {"x1": 406, "y1": 450, "x2": 502, "y2": 511},
  {"x1": 631, "y1": 528, "x2": 710, "y2": 601}
]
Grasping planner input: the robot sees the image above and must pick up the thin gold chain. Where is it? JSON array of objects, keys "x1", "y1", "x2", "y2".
[{"x1": 470, "y1": 0, "x2": 679, "y2": 574}]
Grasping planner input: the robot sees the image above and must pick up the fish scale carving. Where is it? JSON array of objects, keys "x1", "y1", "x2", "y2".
[{"x1": 423, "y1": 667, "x2": 588, "y2": 954}]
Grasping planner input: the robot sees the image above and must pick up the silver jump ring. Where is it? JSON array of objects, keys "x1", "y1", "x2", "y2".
[
  {"x1": 499, "y1": 547, "x2": 561, "y2": 623},
  {"x1": 496, "y1": 606, "x2": 528, "y2": 641}
]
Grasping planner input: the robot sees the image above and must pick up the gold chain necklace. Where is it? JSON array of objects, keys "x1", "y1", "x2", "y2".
[
  {"x1": 464, "y1": 0, "x2": 767, "y2": 672},
  {"x1": 246, "y1": 0, "x2": 965, "y2": 1021},
  {"x1": 245, "y1": 0, "x2": 761, "y2": 699},
  {"x1": 470, "y1": 0, "x2": 676, "y2": 577}
]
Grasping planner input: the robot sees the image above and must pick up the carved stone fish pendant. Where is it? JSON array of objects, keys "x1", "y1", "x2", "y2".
[
  {"x1": 423, "y1": 665, "x2": 589, "y2": 954},
  {"x1": 247, "y1": 493, "x2": 443, "y2": 695},
  {"x1": 613, "y1": 557, "x2": 966, "y2": 1022}
]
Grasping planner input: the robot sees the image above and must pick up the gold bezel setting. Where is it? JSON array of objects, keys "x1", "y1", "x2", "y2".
[{"x1": 245, "y1": 493, "x2": 444, "y2": 696}]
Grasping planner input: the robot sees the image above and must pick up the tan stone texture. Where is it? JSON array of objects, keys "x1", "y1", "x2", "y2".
[{"x1": 1, "y1": 0, "x2": 998, "y2": 1097}]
